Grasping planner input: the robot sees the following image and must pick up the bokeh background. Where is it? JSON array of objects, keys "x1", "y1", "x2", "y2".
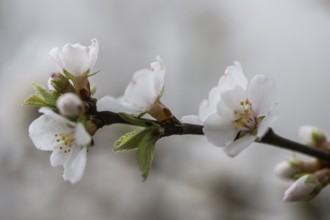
[{"x1": 1, "y1": 0, "x2": 330, "y2": 219}]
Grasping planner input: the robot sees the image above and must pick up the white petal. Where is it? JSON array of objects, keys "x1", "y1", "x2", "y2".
[
  {"x1": 218, "y1": 62, "x2": 248, "y2": 92},
  {"x1": 63, "y1": 146, "x2": 87, "y2": 184},
  {"x1": 39, "y1": 107, "x2": 75, "y2": 126},
  {"x1": 49, "y1": 47, "x2": 64, "y2": 71},
  {"x1": 219, "y1": 86, "x2": 246, "y2": 112},
  {"x1": 181, "y1": 115, "x2": 203, "y2": 125},
  {"x1": 256, "y1": 104, "x2": 279, "y2": 138},
  {"x1": 75, "y1": 123, "x2": 91, "y2": 146},
  {"x1": 247, "y1": 75, "x2": 277, "y2": 116},
  {"x1": 217, "y1": 99, "x2": 235, "y2": 121},
  {"x1": 123, "y1": 69, "x2": 157, "y2": 109},
  {"x1": 199, "y1": 87, "x2": 220, "y2": 122},
  {"x1": 50, "y1": 149, "x2": 70, "y2": 167},
  {"x1": 204, "y1": 113, "x2": 238, "y2": 147},
  {"x1": 87, "y1": 38, "x2": 99, "y2": 70},
  {"x1": 96, "y1": 96, "x2": 139, "y2": 114},
  {"x1": 224, "y1": 134, "x2": 255, "y2": 157},
  {"x1": 29, "y1": 113, "x2": 72, "y2": 151},
  {"x1": 151, "y1": 56, "x2": 166, "y2": 95},
  {"x1": 61, "y1": 43, "x2": 90, "y2": 75}
]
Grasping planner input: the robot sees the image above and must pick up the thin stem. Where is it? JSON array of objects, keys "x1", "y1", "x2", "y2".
[
  {"x1": 261, "y1": 128, "x2": 330, "y2": 162},
  {"x1": 93, "y1": 110, "x2": 330, "y2": 162}
]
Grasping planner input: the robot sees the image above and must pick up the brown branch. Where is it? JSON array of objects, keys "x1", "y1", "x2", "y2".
[{"x1": 92, "y1": 110, "x2": 330, "y2": 162}]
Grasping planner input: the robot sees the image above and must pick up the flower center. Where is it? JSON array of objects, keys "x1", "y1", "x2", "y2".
[
  {"x1": 54, "y1": 133, "x2": 74, "y2": 153},
  {"x1": 233, "y1": 99, "x2": 256, "y2": 132}
]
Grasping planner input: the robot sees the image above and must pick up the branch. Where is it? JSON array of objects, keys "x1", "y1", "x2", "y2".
[
  {"x1": 93, "y1": 110, "x2": 330, "y2": 162},
  {"x1": 261, "y1": 129, "x2": 330, "y2": 162}
]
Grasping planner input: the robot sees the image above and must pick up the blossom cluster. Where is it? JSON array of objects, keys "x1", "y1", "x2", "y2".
[
  {"x1": 27, "y1": 38, "x2": 330, "y2": 204},
  {"x1": 275, "y1": 126, "x2": 330, "y2": 201},
  {"x1": 27, "y1": 39, "x2": 169, "y2": 183},
  {"x1": 26, "y1": 39, "x2": 278, "y2": 183}
]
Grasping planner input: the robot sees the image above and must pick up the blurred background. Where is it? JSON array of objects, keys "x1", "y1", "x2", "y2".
[{"x1": 1, "y1": 0, "x2": 330, "y2": 219}]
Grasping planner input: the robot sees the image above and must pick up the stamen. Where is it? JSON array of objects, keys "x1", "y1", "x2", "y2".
[
  {"x1": 233, "y1": 99, "x2": 257, "y2": 132},
  {"x1": 54, "y1": 133, "x2": 75, "y2": 154}
]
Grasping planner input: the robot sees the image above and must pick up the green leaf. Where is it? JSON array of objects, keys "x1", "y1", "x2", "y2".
[
  {"x1": 23, "y1": 94, "x2": 54, "y2": 108},
  {"x1": 136, "y1": 128, "x2": 159, "y2": 181},
  {"x1": 119, "y1": 112, "x2": 154, "y2": 127},
  {"x1": 32, "y1": 83, "x2": 57, "y2": 106},
  {"x1": 114, "y1": 129, "x2": 142, "y2": 151},
  {"x1": 114, "y1": 125, "x2": 161, "y2": 180}
]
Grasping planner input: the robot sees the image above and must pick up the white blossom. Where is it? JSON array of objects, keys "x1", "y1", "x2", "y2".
[
  {"x1": 57, "y1": 93, "x2": 83, "y2": 117},
  {"x1": 181, "y1": 62, "x2": 246, "y2": 125},
  {"x1": 49, "y1": 38, "x2": 99, "y2": 76},
  {"x1": 97, "y1": 56, "x2": 165, "y2": 115},
  {"x1": 29, "y1": 108, "x2": 91, "y2": 184},
  {"x1": 203, "y1": 62, "x2": 278, "y2": 157}
]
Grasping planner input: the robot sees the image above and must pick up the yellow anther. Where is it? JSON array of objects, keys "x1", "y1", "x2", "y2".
[{"x1": 240, "y1": 101, "x2": 244, "y2": 105}]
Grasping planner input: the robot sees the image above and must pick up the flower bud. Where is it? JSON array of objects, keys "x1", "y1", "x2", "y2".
[
  {"x1": 283, "y1": 174, "x2": 321, "y2": 202},
  {"x1": 299, "y1": 126, "x2": 327, "y2": 147},
  {"x1": 56, "y1": 93, "x2": 82, "y2": 117},
  {"x1": 274, "y1": 159, "x2": 320, "y2": 180},
  {"x1": 275, "y1": 160, "x2": 301, "y2": 180},
  {"x1": 283, "y1": 169, "x2": 330, "y2": 202}
]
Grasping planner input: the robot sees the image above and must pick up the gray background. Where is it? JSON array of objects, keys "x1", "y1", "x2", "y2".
[{"x1": 1, "y1": 0, "x2": 330, "y2": 219}]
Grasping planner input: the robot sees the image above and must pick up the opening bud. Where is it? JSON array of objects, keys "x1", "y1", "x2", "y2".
[
  {"x1": 274, "y1": 159, "x2": 320, "y2": 180},
  {"x1": 299, "y1": 126, "x2": 327, "y2": 147},
  {"x1": 56, "y1": 93, "x2": 83, "y2": 117},
  {"x1": 283, "y1": 169, "x2": 330, "y2": 202}
]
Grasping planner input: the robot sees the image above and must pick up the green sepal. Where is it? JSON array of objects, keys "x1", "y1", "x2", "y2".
[
  {"x1": 87, "y1": 69, "x2": 101, "y2": 77},
  {"x1": 63, "y1": 69, "x2": 76, "y2": 80},
  {"x1": 257, "y1": 115, "x2": 266, "y2": 124},
  {"x1": 305, "y1": 175, "x2": 318, "y2": 184},
  {"x1": 293, "y1": 173, "x2": 306, "y2": 180},
  {"x1": 50, "y1": 73, "x2": 75, "y2": 94},
  {"x1": 288, "y1": 158, "x2": 301, "y2": 168},
  {"x1": 119, "y1": 112, "x2": 154, "y2": 127},
  {"x1": 77, "y1": 115, "x2": 87, "y2": 126},
  {"x1": 90, "y1": 85, "x2": 96, "y2": 95},
  {"x1": 81, "y1": 69, "x2": 91, "y2": 77},
  {"x1": 159, "y1": 85, "x2": 165, "y2": 97}
]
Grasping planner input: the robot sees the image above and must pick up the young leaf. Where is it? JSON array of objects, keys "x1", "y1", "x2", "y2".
[
  {"x1": 32, "y1": 83, "x2": 57, "y2": 106},
  {"x1": 114, "y1": 129, "x2": 142, "y2": 151},
  {"x1": 23, "y1": 94, "x2": 54, "y2": 108},
  {"x1": 136, "y1": 130, "x2": 159, "y2": 181}
]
